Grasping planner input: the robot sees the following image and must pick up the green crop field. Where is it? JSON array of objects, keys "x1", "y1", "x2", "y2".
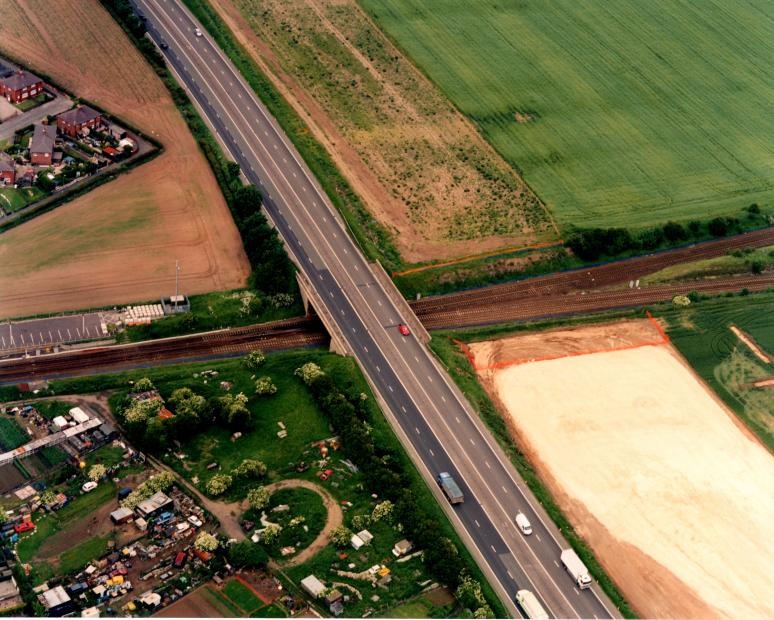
[
  {"x1": 661, "y1": 292, "x2": 774, "y2": 451},
  {"x1": 361, "y1": 0, "x2": 774, "y2": 229}
]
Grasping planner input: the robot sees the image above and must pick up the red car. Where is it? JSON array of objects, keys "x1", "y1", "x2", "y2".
[
  {"x1": 398, "y1": 324, "x2": 410, "y2": 336},
  {"x1": 14, "y1": 521, "x2": 35, "y2": 533}
]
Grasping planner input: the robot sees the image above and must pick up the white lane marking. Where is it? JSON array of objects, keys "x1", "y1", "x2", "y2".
[
  {"x1": 474, "y1": 520, "x2": 480, "y2": 528},
  {"x1": 388, "y1": 385, "x2": 393, "y2": 392},
  {"x1": 363, "y1": 346, "x2": 368, "y2": 353},
  {"x1": 501, "y1": 486, "x2": 508, "y2": 494},
  {"x1": 149, "y1": 7, "x2": 570, "y2": 613},
  {"x1": 441, "y1": 395, "x2": 446, "y2": 402},
  {"x1": 469, "y1": 438, "x2": 475, "y2": 446},
  {"x1": 490, "y1": 545, "x2": 496, "y2": 553},
  {"x1": 554, "y1": 560, "x2": 560, "y2": 567},
  {"x1": 485, "y1": 461, "x2": 491, "y2": 469},
  {"x1": 401, "y1": 406, "x2": 406, "y2": 413},
  {"x1": 455, "y1": 416, "x2": 461, "y2": 423},
  {"x1": 427, "y1": 375, "x2": 433, "y2": 382},
  {"x1": 574, "y1": 588, "x2": 580, "y2": 596},
  {"x1": 376, "y1": 365, "x2": 380, "y2": 372},
  {"x1": 415, "y1": 427, "x2": 420, "y2": 435},
  {"x1": 507, "y1": 571, "x2": 514, "y2": 580},
  {"x1": 428, "y1": 449, "x2": 434, "y2": 457},
  {"x1": 536, "y1": 534, "x2": 541, "y2": 542}
]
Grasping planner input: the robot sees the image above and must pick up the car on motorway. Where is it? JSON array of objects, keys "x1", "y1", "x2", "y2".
[
  {"x1": 194, "y1": 27, "x2": 203, "y2": 37},
  {"x1": 159, "y1": 40, "x2": 169, "y2": 50},
  {"x1": 398, "y1": 323, "x2": 410, "y2": 336},
  {"x1": 515, "y1": 511, "x2": 532, "y2": 535}
]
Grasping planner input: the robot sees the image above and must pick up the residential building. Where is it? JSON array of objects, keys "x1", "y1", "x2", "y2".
[
  {"x1": 0, "y1": 154, "x2": 15, "y2": 186},
  {"x1": 57, "y1": 105, "x2": 103, "y2": 137},
  {"x1": 0, "y1": 70, "x2": 44, "y2": 103},
  {"x1": 29, "y1": 123, "x2": 55, "y2": 166}
]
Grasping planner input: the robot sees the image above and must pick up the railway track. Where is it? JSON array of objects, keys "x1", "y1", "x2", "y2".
[
  {"x1": 411, "y1": 227, "x2": 774, "y2": 314},
  {"x1": 1, "y1": 229, "x2": 771, "y2": 383}
]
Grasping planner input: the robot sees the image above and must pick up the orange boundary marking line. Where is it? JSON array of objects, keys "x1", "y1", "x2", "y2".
[
  {"x1": 454, "y1": 311, "x2": 670, "y2": 372},
  {"x1": 392, "y1": 241, "x2": 564, "y2": 277},
  {"x1": 234, "y1": 575, "x2": 272, "y2": 605}
]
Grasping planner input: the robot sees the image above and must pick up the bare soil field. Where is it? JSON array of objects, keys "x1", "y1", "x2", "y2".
[
  {"x1": 210, "y1": 0, "x2": 556, "y2": 262},
  {"x1": 155, "y1": 585, "x2": 230, "y2": 617},
  {"x1": 0, "y1": 0, "x2": 249, "y2": 318},
  {"x1": 471, "y1": 321, "x2": 774, "y2": 619}
]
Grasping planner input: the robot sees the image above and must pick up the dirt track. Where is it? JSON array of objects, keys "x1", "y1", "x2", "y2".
[
  {"x1": 0, "y1": 0, "x2": 249, "y2": 318},
  {"x1": 474, "y1": 322, "x2": 774, "y2": 619}
]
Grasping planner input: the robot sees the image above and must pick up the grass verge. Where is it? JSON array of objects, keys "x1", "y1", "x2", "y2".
[
  {"x1": 430, "y1": 314, "x2": 639, "y2": 618},
  {"x1": 180, "y1": 0, "x2": 401, "y2": 272}
]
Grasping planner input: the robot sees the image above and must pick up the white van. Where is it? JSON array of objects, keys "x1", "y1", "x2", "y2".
[
  {"x1": 82, "y1": 481, "x2": 98, "y2": 493},
  {"x1": 515, "y1": 589, "x2": 548, "y2": 619},
  {"x1": 515, "y1": 511, "x2": 532, "y2": 535}
]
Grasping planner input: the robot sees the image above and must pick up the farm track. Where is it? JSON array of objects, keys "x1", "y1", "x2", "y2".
[{"x1": 1, "y1": 230, "x2": 771, "y2": 383}]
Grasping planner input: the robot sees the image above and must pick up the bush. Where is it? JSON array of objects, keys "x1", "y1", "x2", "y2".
[
  {"x1": 243, "y1": 350, "x2": 265, "y2": 370},
  {"x1": 254, "y1": 376, "x2": 277, "y2": 396},
  {"x1": 662, "y1": 221, "x2": 686, "y2": 242},
  {"x1": 232, "y1": 459, "x2": 267, "y2": 479},
  {"x1": 247, "y1": 486, "x2": 271, "y2": 509},
  {"x1": 294, "y1": 362, "x2": 325, "y2": 385},
  {"x1": 261, "y1": 523, "x2": 282, "y2": 546},
  {"x1": 751, "y1": 260, "x2": 764, "y2": 274},
  {"x1": 88, "y1": 464, "x2": 106, "y2": 482},
  {"x1": 708, "y1": 217, "x2": 729, "y2": 237},
  {"x1": 329, "y1": 525, "x2": 352, "y2": 548},
  {"x1": 194, "y1": 531, "x2": 219, "y2": 552},
  {"x1": 228, "y1": 539, "x2": 268, "y2": 567},
  {"x1": 121, "y1": 472, "x2": 175, "y2": 509},
  {"x1": 206, "y1": 474, "x2": 233, "y2": 496},
  {"x1": 134, "y1": 377, "x2": 154, "y2": 391}
]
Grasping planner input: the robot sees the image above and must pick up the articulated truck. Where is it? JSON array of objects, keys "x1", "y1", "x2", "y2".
[
  {"x1": 515, "y1": 590, "x2": 549, "y2": 619},
  {"x1": 437, "y1": 472, "x2": 464, "y2": 505},
  {"x1": 560, "y1": 548, "x2": 592, "y2": 589}
]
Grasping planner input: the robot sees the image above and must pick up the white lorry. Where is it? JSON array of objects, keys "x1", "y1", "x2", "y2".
[
  {"x1": 560, "y1": 549, "x2": 592, "y2": 589},
  {"x1": 515, "y1": 589, "x2": 549, "y2": 619}
]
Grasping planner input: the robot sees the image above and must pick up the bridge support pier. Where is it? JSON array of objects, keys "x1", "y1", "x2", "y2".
[{"x1": 296, "y1": 272, "x2": 351, "y2": 356}]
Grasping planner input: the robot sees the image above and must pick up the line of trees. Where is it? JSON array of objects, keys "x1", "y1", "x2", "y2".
[
  {"x1": 296, "y1": 362, "x2": 494, "y2": 617},
  {"x1": 566, "y1": 205, "x2": 764, "y2": 261},
  {"x1": 103, "y1": 0, "x2": 294, "y2": 297}
]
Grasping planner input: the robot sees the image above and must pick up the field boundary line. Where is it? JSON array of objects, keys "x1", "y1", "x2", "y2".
[
  {"x1": 458, "y1": 312, "x2": 671, "y2": 371},
  {"x1": 234, "y1": 574, "x2": 273, "y2": 605},
  {"x1": 392, "y1": 240, "x2": 564, "y2": 277}
]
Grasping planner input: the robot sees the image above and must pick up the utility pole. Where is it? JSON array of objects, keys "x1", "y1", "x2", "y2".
[{"x1": 174, "y1": 260, "x2": 180, "y2": 311}]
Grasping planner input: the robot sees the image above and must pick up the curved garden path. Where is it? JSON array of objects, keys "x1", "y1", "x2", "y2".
[{"x1": 260, "y1": 478, "x2": 343, "y2": 568}]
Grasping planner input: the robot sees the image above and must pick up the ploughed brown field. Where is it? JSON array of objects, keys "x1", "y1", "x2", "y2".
[{"x1": 0, "y1": 0, "x2": 249, "y2": 318}]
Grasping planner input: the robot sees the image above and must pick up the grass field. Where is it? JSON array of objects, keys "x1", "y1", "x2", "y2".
[
  {"x1": 0, "y1": 417, "x2": 27, "y2": 451},
  {"x1": 362, "y1": 0, "x2": 774, "y2": 230},
  {"x1": 0, "y1": 187, "x2": 43, "y2": 213},
  {"x1": 640, "y1": 246, "x2": 773, "y2": 285},
  {"x1": 206, "y1": 0, "x2": 555, "y2": 264},
  {"x1": 661, "y1": 292, "x2": 774, "y2": 449},
  {"x1": 41, "y1": 351, "x2": 505, "y2": 617},
  {"x1": 221, "y1": 579, "x2": 265, "y2": 615}
]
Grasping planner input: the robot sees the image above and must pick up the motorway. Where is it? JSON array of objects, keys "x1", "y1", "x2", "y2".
[{"x1": 133, "y1": 1, "x2": 616, "y2": 616}]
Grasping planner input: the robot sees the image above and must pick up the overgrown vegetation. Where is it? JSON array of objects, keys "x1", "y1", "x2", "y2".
[
  {"x1": 566, "y1": 207, "x2": 770, "y2": 261},
  {"x1": 179, "y1": 0, "x2": 402, "y2": 271},
  {"x1": 0, "y1": 417, "x2": 27, "y2": 451},
  {"x1": 363, "y1": 0, "x2": 774, "y2": 230}
]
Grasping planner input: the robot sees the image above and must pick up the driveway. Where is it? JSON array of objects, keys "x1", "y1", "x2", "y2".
[{"x1": 0, "y1": 89, "x2": 72, "y2": 142}]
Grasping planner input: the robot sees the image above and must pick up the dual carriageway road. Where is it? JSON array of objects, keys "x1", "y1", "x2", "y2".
[{"x1": 128, "y1": 0, "x2": 618, "y2": 616}]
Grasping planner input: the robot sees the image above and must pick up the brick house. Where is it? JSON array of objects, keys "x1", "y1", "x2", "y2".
[
  {"x1": 0, "y1": 153, "x2": 15, "y2": 185},
  {"x1": 0, "y1": 70, "x2": 44, "y2": 103},
  {"x1": 29, "y1": 123, "x2": 56, "y2": 166},
  {"x1": 56, "y1": 105, "x2": 103, "y2": 138}
]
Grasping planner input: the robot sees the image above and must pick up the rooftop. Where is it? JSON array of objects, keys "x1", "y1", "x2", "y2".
[
  {"x1": 136, "y1": 491, "x2": 172, "y2": 515},
  {"x1": 38, "y1": 585, "x2": 70, "y2": 609},
  {"x1": 1, "y1": 70, "x2": 42, "y2": 91},
  {"x1": 0, "y1": 153, "x2": 13, "y2": 173},
  {"x1": 30, "y1": 123, "x2": 55, "y2": 155},
  {"x1": 58, "y1": 105, "x2": 101, "y2": 126}
]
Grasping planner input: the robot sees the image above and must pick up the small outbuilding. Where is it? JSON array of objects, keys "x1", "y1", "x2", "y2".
[
  {"x1": 356, "y1": 529, "x2": 373, "y2": 545},
  {"x1": 52, "y1": 416, "x2": 68, "y2": 430},
  {"x1": 350, "y1": 534, "x2": 364, "y2": 550},
  {"x1": 110, "y1": 507, "x2": 134, "y2": 525},
  {"x1": 38, "y1": 585, "x2": 75, "y2": 617},
  {"x1": 392, "y1": 539, "x2": 413, "y2": 557},
  {"x1": 69, "y1": 407, "x2": 90, "y2": 424},
  {"x1": 135, "y1": 491, "x2": 172, "y2": 518},
  {"x1": 300, "y1": 575, "x2": 326, "y2": 599}
]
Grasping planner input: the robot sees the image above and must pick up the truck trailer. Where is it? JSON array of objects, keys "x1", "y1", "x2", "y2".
[
  {"x1": 515, "y1": 590, "x2": 549, "y2": 619},
  {"x1": 560, "y1": 548, "x2": 592, "y2": 589},
  {"x1": 437, "y1": 472, "x2": 464, "y2": 505}
]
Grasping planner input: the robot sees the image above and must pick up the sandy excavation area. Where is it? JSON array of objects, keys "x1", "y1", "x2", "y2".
[
  {"x1": 0, "y1": 0, "x2": 249, "y2": 318},
  {"x1": 470, "y1": 320, "x2": 774, "y2": 619}
]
